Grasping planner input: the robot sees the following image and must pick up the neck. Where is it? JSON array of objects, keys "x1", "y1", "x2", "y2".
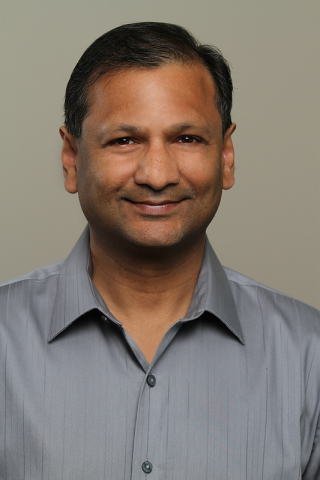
[
  {"x1": 90, "y1": 230, "x2": 206, "y2": 362},
  {"x1": 91, "y1": 230, "x2": 206, "y2": 300}
]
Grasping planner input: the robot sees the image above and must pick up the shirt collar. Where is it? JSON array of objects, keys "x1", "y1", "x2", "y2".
[
  {"x1": 49, "y1": 226, "x2": 101, "y2": 341},
  {"x1": 49, "y1": 226, "x2": 244, "y2": 344},
  {"x1": 183, "y1": 238, "x2": 244, "y2": 344}
]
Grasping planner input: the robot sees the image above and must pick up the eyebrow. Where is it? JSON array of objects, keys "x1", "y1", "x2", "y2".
[
  {"x1": 97, "y1": 122, "x2": 213, "y2": 138},
  {"x1": 97, "y1": 124, "x2": 144, "y2": 139},
  {"x1": 165, "y1": 122, "x2": 212, "y2": 136}
]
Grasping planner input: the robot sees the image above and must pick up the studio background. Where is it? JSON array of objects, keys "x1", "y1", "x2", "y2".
[{"x1": 1, "y1": 0, "x2": 319, "y2": 309}]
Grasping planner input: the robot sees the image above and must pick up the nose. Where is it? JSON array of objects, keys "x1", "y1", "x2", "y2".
[{"x1": 134, "y1": 141, "x2": 180, "y2": 190}]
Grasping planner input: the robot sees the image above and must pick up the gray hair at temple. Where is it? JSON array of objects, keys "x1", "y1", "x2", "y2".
[{"x1": 64, "y1": 22, "x2": 233, "y2": 138}]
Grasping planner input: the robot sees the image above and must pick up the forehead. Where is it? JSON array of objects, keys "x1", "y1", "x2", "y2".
[{"x1": 83, "y1": 63, "x2": 221, "y2": 133}]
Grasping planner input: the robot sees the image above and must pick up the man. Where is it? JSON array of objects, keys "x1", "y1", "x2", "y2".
[{"x1": 1, "y1": 22, "x2": 319, "y2": 480}]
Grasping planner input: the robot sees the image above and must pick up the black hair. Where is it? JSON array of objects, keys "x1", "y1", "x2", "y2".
[{"x1": 64, "y1": 22, "x2": 233, "y2": 138}]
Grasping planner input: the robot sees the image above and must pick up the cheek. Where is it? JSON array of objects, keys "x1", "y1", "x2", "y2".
[
  {"x1": 182, "y1": 157, "x2": 223, "y2": 198},
  {"x1": 76, "y1": 158, "x2": 108, "y2": 219},
  {"x1": 77, "y1": 156, "x2": 127, "y2": 197}
]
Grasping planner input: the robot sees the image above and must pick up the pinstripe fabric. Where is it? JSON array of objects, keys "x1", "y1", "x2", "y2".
[{"x1": 1, "y1": 225, "x2": 320, "y2": 479}]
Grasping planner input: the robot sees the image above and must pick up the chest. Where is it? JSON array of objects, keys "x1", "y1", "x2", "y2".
[{"x1": 1, "y1": 316, "x2": 303, "y2": 480}]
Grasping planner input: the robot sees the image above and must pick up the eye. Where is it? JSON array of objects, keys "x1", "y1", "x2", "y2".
[
  {"x1": 109, "y1": 137, "x2": 136, "y2": 146},
  {"x1": 177, "y1": 135, "x2": 202, "y2": 144}
]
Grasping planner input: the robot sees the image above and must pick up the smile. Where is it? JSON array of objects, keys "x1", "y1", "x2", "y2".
[{"x1": 128, "y1": 200, "x2": 184, "y2": 215}]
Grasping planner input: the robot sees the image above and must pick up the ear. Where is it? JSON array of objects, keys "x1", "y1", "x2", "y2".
[
  {"x1": 59, "y1": 126, "x2": 79, "y2": 194},
  {"x1": 222, "y1": 123, "x2": 236, "y2": 191}
]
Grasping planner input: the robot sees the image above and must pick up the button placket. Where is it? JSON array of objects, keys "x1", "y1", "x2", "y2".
[
  {"x1": 131, "y1": 324, "x2": 183, "y2": 478},
  {"x1": 130, "y1": 370, "x2": 154, "y2": 478},
  {"x1": 141, "y1": 373, "x2": 156, "y2": 474}
]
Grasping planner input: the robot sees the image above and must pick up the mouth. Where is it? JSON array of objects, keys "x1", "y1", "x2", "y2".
[{"x1": 126, "y1": 199, "x2": 186, "y2": 215}]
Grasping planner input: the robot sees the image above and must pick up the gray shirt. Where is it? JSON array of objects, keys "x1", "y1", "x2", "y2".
[{"x1": 1, "y1": 226, "x2": 320, "y2": 480}]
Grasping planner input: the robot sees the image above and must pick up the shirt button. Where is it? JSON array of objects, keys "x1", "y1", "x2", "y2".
[
  {"x1": 142, "y1": 460, "x2": 153, "y2": 473},
  {"x1": 101, "y1": 315, "x2": 107, "y2": 321},
  {"x1": 147, "y1": 374, "x2": 156, "y2": 387}
]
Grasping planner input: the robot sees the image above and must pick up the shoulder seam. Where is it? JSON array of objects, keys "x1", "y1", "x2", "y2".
[
  {"x1": 225, "y1": 270, "x2": 319, "y2": 311},
  {"x1": 0, "y1": 269, "x2": 60, "y2": 288}
]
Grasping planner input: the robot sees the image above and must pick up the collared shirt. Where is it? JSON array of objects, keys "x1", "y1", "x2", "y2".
[{"x1": 1, "y1": 226, "x2": 320, "y2": 480}]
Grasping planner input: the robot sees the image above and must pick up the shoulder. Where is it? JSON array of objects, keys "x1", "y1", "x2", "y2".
[
  {"x1": 224, "y1": 266, "x2": 320, "y2": 338},
  {"x1": 0, "y1": 261, "x2": 66, "y2": 347},
  {"x1": 0, "y1": 261, "x2": 63, "y2": 288},
  {"x1": 224, "y1": 265, "x2": 320, "y2": 314},
  {"x1": 224, "y1": 268, "x2": 320, "y2": 415},
  {"x1": 0, "y1": 261, "x2": 63, "y2": 311}
]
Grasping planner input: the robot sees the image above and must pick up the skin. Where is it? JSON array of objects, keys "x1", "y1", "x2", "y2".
[{"x1": 60, "y1": 62, "x2": 236, "y2": 362}]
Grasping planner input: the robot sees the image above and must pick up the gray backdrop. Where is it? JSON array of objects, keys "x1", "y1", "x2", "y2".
[{"x1": 1, "y1": 0, "x2": 319, "y2": 309}]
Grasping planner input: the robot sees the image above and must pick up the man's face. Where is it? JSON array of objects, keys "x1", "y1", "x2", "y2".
[{"x1": 61, "y1": 63, "x2": 235, "y2": 251}]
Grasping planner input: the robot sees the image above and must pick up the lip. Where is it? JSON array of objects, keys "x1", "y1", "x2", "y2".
[{"x1": 127, "y1": 199, "x2": 184, "y2": 215}]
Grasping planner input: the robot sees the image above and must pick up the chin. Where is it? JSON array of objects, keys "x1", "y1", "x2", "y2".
[
  {"x1": 129, "y1": 234, "x2": 182, "y2": 250},
  {"x1": 122, "y1": 224, "x2": 204, "y2": 252}
]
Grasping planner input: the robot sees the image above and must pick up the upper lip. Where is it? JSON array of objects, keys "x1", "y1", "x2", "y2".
[{"x1": 127, "y1": 199, "x2": 184, "y2": 205}]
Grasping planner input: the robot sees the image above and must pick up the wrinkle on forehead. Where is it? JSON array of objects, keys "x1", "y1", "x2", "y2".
[{"x1": 82, "y1": 63, "x2": 222, "y2": 141}]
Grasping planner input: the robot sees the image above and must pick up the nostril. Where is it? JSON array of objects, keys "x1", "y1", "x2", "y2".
[{"x1": 134, "y1": 156, "x2": 180, "y2": 189}]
